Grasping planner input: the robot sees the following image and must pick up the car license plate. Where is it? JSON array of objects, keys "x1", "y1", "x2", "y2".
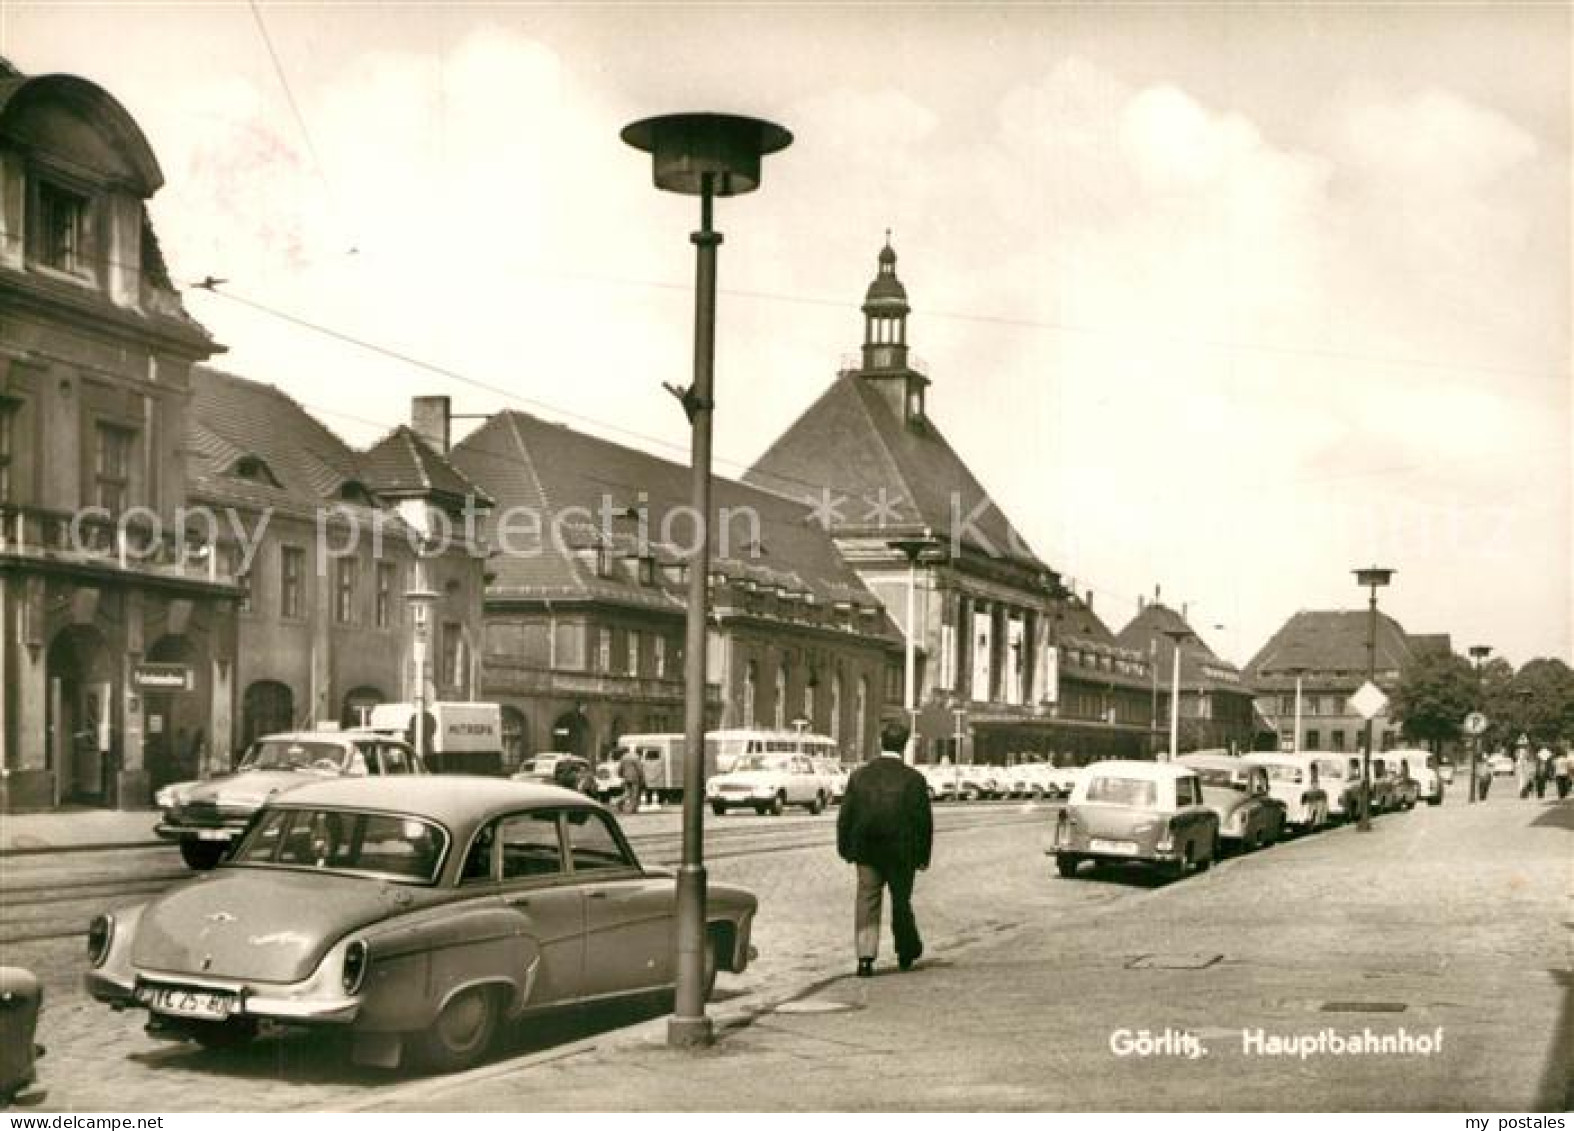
[
  {"x1": 136, "y1": 984, "x2": 239, "y2": 1020},
  {"x1": 1089, "y1": 838, "x2": 1138, "y2": 856}
]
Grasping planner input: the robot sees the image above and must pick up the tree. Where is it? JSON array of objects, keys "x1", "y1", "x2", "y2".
[
  {"x1": 1505, "y1": 658, "x2": 1574, "y2": 746},
  {"x1": 1391, "y1": 650, "x2": 1477, "y2": 750}
]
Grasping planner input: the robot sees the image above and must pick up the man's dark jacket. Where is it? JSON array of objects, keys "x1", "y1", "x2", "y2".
[{"x1": 837, "y1": 755, "x2": 934, "y2": 871}]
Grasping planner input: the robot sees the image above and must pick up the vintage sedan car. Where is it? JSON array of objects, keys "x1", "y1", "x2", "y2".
[
  {"x1": 1176, "y1": 752, "x2": 1286, "y2": 851},
  {"x1": 813, "y1": 758, "x2": 850, "y2": 804},
  {"x1": 0, "y1": 967, "x2": 44, "y2": 1106},
  {"x1": 1242, "y1": 752, "x2": 1329, "y2": 832},
  {"x1": 87, "y1": 777, "x2": 757, "y2": 1074},
  {"x1": 1489, "y1": 752, "x2": 1515, "y2": 775},
  {"x1": 705, "y1": 751, "x2": 831, "y2": 815},
  {"x1": 511, "y1": 753, "x2": 596, "y2": 797},
  {"x1": 1387, "y1": 748, "x2": 1443, "y2": 806},
  {"x1": 1375, "y1": 753, "x2": 1421, "y2": 810},
  {"x1": 155, "y1": 731, "x2": 426, "y2": 870},
  {"x1": 1050, "y1": 760, "x2": 1218, "y2": 879},
  {"x1": 1308, "y1": 754, "x2": 1365, "y2": 822},
  {"x1": 921, "y1": 762, "x2": 998, "y2": 802}
]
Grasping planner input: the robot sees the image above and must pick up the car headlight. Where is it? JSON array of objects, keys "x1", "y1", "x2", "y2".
[
  {"x1": 342, "y1": 939, "x2": 370, "y2": 995},
  {"x1": 88, "y1": 913, "x2": 114, "y2": 967}
]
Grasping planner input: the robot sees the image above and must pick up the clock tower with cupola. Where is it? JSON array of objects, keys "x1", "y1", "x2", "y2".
[{"x1": 857, "y1": 235, "x2": 929, "y2": 426}]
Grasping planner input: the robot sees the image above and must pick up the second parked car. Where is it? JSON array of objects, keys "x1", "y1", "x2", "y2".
[
  {"x1": 154, "y1": 731, "x2": 426, "y2": 870},
  {"x1": 1177, "y1": 752, "x2": 1286, "y2": 852}
]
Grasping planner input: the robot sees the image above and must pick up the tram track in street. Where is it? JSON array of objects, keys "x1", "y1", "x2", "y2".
[{"x1": 0, "y1": 802, "x2": 1050, "y2": 946}]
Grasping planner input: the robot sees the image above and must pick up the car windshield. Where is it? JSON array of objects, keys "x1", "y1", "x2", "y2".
[
  {"x1": 241, "y1": 740, "x2": 346, "y2": 772},
  {"x1": 1193, "y1": 767, "x2": 1246, "y2": 790},
  {"x1": 732, "y1": 754, "x2": 790, "y2": 773},
  {"x1": 519, "y1": 757, "x2": 558, "y2": 773},
  {"x1": 233, "y1": 807, "x2": 447, "y2": 883},
  {"x1": 1085, "y1": 776, "x2": 1157, "y2": 808}
]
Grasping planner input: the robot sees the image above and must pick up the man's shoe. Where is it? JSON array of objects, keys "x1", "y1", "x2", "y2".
[
  {"x1": 856, "y1": 958, "x2": 874, "y2": 978},
  {"x1": 898, "y1": 946, "x2": 922, "y2": 972}
]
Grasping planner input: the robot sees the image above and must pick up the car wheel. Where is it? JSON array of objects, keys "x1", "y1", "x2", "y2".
[
  {"x1": 807, "y1": 792, "x2": 825, "y2": 816},
  {"x1": 1196, "y1": 835, "x2": 1214, "y2": 872},
  {"x1": 1055, "y1": 855, "x2": 1080, "y2": 879},
  {"x1": 1169, "y1": 843, "x2": 1192, "y2": 881},
  {"x1": 711, "y1": 801, "x2": 727, "y2": 817},
  {"x1": 179, "y1": 839, "x2": 227, "y2": 871},
  {"x1": 188, "y1": 1018, "x2": 258, "y2": 1051},
  {"x1": 769, "y1": 792, "x2": 785, "y2": 817},
  {"x1": 411, "y1": 986, "x2": 500, "y2": 1074}
]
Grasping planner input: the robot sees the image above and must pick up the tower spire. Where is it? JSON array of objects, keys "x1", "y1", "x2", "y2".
[{"x1": 856, "y1": 237, "x2": 929, "y2": 426}]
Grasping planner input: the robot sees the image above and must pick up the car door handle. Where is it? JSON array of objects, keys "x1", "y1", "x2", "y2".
[{"x1": 587, "y1": 890, "x2": 610, "y2": 900}]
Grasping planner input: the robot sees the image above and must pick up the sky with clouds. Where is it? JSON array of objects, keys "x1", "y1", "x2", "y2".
[{"x1": 5, "y1": 3, "x2": 1568, "y2": 668}]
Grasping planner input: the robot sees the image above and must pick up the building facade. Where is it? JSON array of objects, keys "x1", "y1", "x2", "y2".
[
  {"x1": 1243, "y1": 610, "x2": 1438, "y2": 754},
  {"x1": 0, "y1": 61, "x2": 238, "y2": 809},
  {"x1": 1116, "y1": 597, "x2": 1260, "y2": 754},
  {"x1": 187, "y1": 375, "x2": 488, "y2": 756},
  {"x1": 447, "y1": 405, "x2": 903, "y2": 769},
  {"x1": 746, "y1": 241, "x2": 1157, "y2": 765}
]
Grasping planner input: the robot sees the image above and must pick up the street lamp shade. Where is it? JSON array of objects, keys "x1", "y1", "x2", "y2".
[
  {"x1": 621, "y1": 113, "x2": 793, "y2": 197},
  {"x1": 1353, "y1": 566, "x2": 1395, "y2": 589},
  {"x1": 1469, "y1": 644, "x2": 1493, "y2": 661}
]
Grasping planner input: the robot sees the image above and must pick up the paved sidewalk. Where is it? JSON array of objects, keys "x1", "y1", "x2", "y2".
[
  {"x1": 0, "y1": 806, "x2": 161, "y2": 854},
  {"x1": 352, "y1": 794, "x2": 1572, "y2": 1112}
]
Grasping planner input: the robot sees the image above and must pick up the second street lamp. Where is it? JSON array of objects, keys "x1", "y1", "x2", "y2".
[
  {"x1": 1468, "y1": 643, "x2": 1492, "y2": 803},
  {"x1": 621, "y1": 111, "x2": 792, "y2": 1049},
  {"x1": 1161, "y1": 627, "x2": 1193, "y2": 761},
  {"x1": 888, "y1": 529, "x2": 942, "y2": 765},
  {"x1": 1353, "y1": 565, "x2": 1395, "y2": 832}
]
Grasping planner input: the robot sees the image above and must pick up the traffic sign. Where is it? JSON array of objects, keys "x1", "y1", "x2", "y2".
[
  {"x1": 1348, "y1": 681, "x2": 1389, "y2": 721},
  {"x1": 1463, "y1": 711, "x2": 1488, "y2": 736}
]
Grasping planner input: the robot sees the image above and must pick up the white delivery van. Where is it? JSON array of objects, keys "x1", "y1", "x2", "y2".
[{"x1": 362, "y1": 702, "x2": 504, "y2": 775}]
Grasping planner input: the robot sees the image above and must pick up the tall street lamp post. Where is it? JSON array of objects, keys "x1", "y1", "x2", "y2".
[
  {"x1": 622, "y1": 112, "x2": 791, "y2": 1049},
  {"x1": 1353, "y1": 566, "x2": 1395, "y2": 832},
  {"x1": 1161, "y1": 627, "x2": 1192, "y2": 761},
  {"x1": 1468, "y1": 644, "x2": 1492, "y2": 803},
  {"x1": 888, "y1": 530, "x2": 942, "y2": 765},
  {"x1": 404, "y1": 561, "x2": 438, "y2": 768}
]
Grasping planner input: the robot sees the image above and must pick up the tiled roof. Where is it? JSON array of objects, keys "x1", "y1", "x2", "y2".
[
  {"x1": 744, "y1": 372, "x2": 1045, "y2": 570},
  {"x1": 449, "y1": 410, "x2": 902, "y2": 639},
  {"x1": 361, "y1": 426, "x2": 492, "y2": 506},
  {"x1": 1115, "y1": 602, "x2": 1249, "y2": 695},
  {"x1": 187, "y1": 367, "x2": 366, "y2": 512},
  {"x1": 1243, "y1": 610, "x2": 1418, "y2": 685}
]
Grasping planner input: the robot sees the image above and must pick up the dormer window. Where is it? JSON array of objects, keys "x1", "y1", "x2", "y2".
[
  {"x1": 231, "y1": 455, "x2": 282, "y2": 488},
  {"x1": 338, "y1": 480, "x2": 374, "y2": 505},
  {"x1": 33, "y1": 179, "x2": 91, "y2": 277},
  {"x1": 906, "y1": 385, "x2": 924, "y2": 422}
]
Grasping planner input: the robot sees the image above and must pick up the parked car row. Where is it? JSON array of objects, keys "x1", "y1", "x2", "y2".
[{"x1": 1049, "y1": 747, "x2": 1440, "y2": 881}]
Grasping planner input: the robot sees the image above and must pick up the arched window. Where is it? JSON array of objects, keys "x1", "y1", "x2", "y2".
[
  {"x1": 242, "y1": 681, "x2": 295, "y2": 746},
  {"x1": 340, "y1": 686, "x2": 385, "y2": 729},
  {"x1": 774, "y1": 666, "x2": 788, "y2": 730},
  {"x1": 500, "y1": 705, "x2": 528, "y2": 771}
]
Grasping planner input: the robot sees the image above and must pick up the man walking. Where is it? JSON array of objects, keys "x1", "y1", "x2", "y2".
[
  {"x1": 617, "y1": 746, "x2": 644, "y2": 815},
  {"x1": 837, "y1": 720, "x2": 934, "y2": 978}
]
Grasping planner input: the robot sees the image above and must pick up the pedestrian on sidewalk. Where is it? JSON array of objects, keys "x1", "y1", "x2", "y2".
[
  {"x1": 617, "y1": 746, "x2": 644, "y2": 815},
  {"x1": 836, "y1": 719, "x2": 934, "y2": 978},
  {"x1": 1516, "y1": 742, "x2": 1537, "y2": 799},
  {"x1": 1534, "y1": 746, "x2": 1552, "y2": 799},
  {"x1": 1550, "y1": 746, "x2": 1570, "y2": 801},
  {"x1": 1476, "y1": 756, "x2": 1493, "y2": 800}
]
